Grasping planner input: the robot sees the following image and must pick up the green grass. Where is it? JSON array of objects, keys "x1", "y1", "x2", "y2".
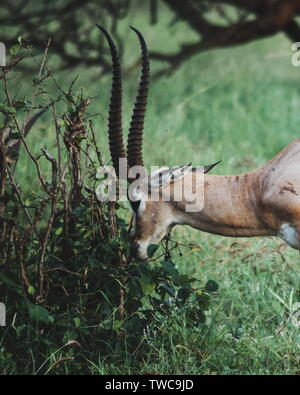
[{"x1": 3, "y1": 8, "x2": 300, "y2": 374}]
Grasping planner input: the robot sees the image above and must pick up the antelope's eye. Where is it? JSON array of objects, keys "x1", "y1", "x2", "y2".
[{"x1": 131, "y1": 200, "x2": 141, "y2": 212}]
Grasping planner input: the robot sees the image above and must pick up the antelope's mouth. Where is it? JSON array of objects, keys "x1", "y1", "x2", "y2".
[{"x1": 130, "y1": 240, "x2": 149, "y2": 261}]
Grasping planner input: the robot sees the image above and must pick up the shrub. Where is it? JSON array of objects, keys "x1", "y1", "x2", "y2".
[{"x1": 0, "y1": 52, "x2": 217, "y2": 374}]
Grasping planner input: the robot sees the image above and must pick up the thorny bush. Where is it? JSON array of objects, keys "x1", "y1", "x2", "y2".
[{"x1": 0, "y1": 50, "x2": 218, "y2": 374}]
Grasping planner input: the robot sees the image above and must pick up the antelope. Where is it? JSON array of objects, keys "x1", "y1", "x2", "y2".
[{"x1": 98, "y1": 25, "x2": 300, "y2": 261}]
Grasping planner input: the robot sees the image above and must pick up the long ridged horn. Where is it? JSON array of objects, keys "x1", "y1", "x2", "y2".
[
  {"x1": 127, "y1": 26, "x2": 150, "y2": 171},
  {"x1": 96, "y1": 25, "x2": 126, "y2": 176}
]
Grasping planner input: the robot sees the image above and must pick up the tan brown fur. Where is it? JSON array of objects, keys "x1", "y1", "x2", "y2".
[{"x1": 131, "y1": 138, "x2": 300, "y2": 259}]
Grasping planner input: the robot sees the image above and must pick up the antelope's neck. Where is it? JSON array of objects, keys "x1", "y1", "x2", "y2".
[{"x1": 177, "y1": 169, "x2": 274, "y2": 237}]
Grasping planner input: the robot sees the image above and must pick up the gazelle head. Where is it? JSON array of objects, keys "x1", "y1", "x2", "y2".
[
  {"x1": 128, "y1": 167, "x2": 190, "y2": 260},
  {"x1": 98, "y1": 26, "x2": 219, "y2": 260}
]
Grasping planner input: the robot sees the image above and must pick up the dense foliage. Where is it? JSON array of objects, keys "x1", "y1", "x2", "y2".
[{"x1": 0, "y1": 55, "x2": 217, "y2": 374}]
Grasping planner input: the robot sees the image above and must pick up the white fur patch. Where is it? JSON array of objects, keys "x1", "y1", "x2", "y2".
[
  {"x1": 137, "y1": 239, "x2": 151, "y2": 260},
  {"x1": 278, "y1": 223, "x2": 299, "y2": 249},
  {"x1": 131, "y1": 186, "x2": 143, "y2": 202},
  {"x1": 138, "y1": 200, "x2": 146, "y2": 214}
]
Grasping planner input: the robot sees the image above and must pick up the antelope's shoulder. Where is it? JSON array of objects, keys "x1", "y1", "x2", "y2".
[
  {"x1": 265, "y1": 138, "x2": 300, "y2": 174},
  {"x1": 276, "y1": 138, "x2": 300, "y2": 160},
  {"x1": 260, "y1": 139, "x2": 300, "y2": 205}
]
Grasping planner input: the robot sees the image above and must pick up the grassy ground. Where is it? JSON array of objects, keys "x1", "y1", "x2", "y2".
[{"x1": 3, "y1": 8, "x2": 300, "y2": 374}]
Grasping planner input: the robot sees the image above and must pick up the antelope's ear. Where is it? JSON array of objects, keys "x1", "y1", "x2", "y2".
[
  {"x1": 203, "y1": 161, "x2": 221, "y2": 173},
  {"x1": 191, "y1": 161, "x2": 221, "y2": 174},
  {"x1": 149, "y1": 163, "x2": 192, "y2": 189}
]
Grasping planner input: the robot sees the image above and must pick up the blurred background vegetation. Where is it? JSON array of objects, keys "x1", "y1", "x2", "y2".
[
  {"x1": 3, "y1": 0, "x2": 300, "y2": 186},
  {"x1": 2, "y1": 0, "x2": 300, "y2": 76},
  {"x1": 1, "y1": 0, "x2": 300, "y2": 375}
]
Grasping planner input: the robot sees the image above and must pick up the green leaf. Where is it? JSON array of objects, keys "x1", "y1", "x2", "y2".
[
  {"x1": 28, "y1": 286, "x2": 35, "y2": 295},
  {"x1": 0, "y1": 105, "x2": 16, "y2": 115},
  {"x1": 196, "y1": 293, "x2": 211, "y2": 311},
  {"x1": 177, "y1": 274, "x2": 197, "y2": 287},
  {"x1": 88, "y1": 256, "x2": 99, "y2": 268},
  {"x1": 55, "y1": 227, "x2": 63, "y2": 236},
  {"x1": 205, "y1": 280, "x2": 219, "y2": 293},
  {"x1": 10, "y1": 44, "x2": 21, "y2": 55},
  {"x1": 160, "y1": 283, "x2": 176, "y2": 298},
  {"x1": 72, "y1": 206, "x2": 87, "y2": 218},
  {"x1": 99, "y1": 318, "x2": 113, "y2": 330},
  {"x1": 161, "y1": 260, "x2": 179, "y2": 282},
  {"x1": 74, "y1": 317, "x2": 81, "y2": 328},
  {"x1": 140, "y1": 279, "x2": 155, "y2": 295},
  {"x1": 28, "y1": 305, "x2": 54, "y2": 324},
  {"x1": 113, "y1": 320, "x2": 122, "y2": 332},
  {"x1": 116, "y1": 218, "x2": 128, "y2": 228},
  {"x1": 177, "y1": 288, "x2": 190, "y2": 302},
  {"x1": 128, "y1": 278, "x2": 143, "y2": 299},
  {"x1": 147, "y1": 244, "x2": 159, "y2": 258}
]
